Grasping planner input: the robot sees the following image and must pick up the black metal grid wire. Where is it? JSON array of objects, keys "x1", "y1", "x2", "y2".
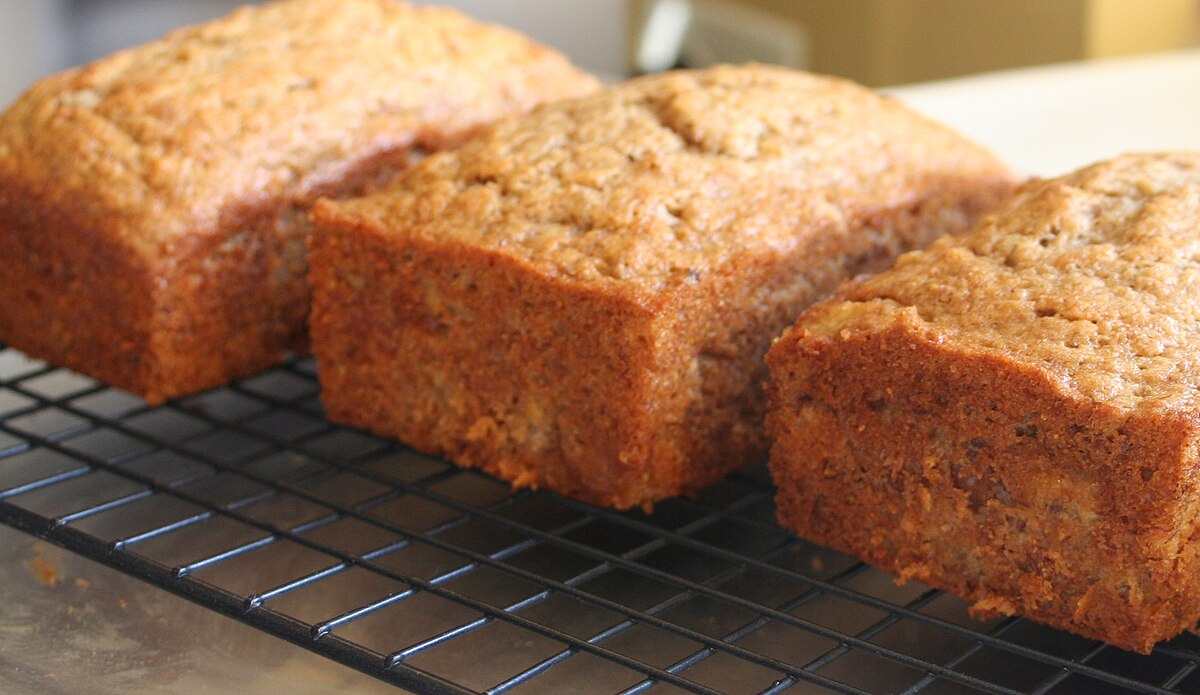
[{"x1": 1, "y1": 343, "x2": 1199, "y2": 695}]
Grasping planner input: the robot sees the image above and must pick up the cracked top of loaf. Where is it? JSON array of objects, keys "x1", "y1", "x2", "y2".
[
  {"x1": 0, "y1": 0, "x2": 598, "y2": 258},
  {"x1": 316, "y1": 64, "x2": 1014, "y2": 294},
  {"x1": 798, "y1": 151, "x2": 1200, "y2": 412}
]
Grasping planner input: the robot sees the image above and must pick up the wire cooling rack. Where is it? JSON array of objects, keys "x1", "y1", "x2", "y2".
[{"x1": 0, "y1": 343, "x2": 1198, "y2": 695}]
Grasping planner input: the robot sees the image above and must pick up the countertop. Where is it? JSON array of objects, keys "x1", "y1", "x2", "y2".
[{"x1": 888, "y1": 48, "x2": 1200, "y2": 176}]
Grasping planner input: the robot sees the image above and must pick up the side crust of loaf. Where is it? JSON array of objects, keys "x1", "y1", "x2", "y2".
[
  {"x1": 768, "y1": 312, "x2": 1200, "y2": 653},
  {"x1": 0, "y1": 182, "x2": 156, "y2": 394},
  {"x1": 313, "y1": 188, "x2": 994, "y2": 508},
  {"x1": 0, "y1": 150, "x2": 413, "y2": 403}
]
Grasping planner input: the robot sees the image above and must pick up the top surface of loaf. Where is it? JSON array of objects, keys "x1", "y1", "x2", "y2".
[
  {"x1": 318, "y1": 64, "x2": 1012, "y2": 294},
  {"x1": 800, "y1": 152, "x2": 1200, "y2": 413},
  {"x1": 0, "y1": 0, "x2": 597, "y2": 257}
]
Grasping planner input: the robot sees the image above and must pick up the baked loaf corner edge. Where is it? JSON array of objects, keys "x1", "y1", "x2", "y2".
[{"x1": 767, "y1": 151, "x2": 1200, "y2": 653}]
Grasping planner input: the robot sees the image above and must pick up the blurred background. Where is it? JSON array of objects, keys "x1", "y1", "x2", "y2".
[
  {"x1": 0, "y1": 0, "x2": 631, "y2": 106},
  {"x1": 632, "y1": 0, "x2": 1200, "y2": 82},
  {"x1": 1, "y1": 0, "x2": 1199, "y2": 107}
]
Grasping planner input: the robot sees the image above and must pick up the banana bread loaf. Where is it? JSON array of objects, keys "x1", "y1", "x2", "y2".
[
  {"x1": 0, "y1": 0, "x2": 598, "y2": 404},
  {"x1": 310, "y1": 64, "x2": 1015, "y2": 510},
  {"x1": 767, "y1": 152, "x2": 1200, "y2": 653}
]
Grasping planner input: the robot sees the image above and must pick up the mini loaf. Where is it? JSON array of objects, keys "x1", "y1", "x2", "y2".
[
  {"x1": 310, "y1": 64, "x2": 1015, "y2": 510},
  {"x1": 0, "y1": 0, "x2": 598, "y2": 404},
  {"x1": 767, "y1": 152, "x2": 1200, "y2": 653}
]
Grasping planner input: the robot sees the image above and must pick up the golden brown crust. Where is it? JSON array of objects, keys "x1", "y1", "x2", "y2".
[
  {"x1": 767, "y1": 152, "x2": 1200, "y2": 653},
  {"x1": 0, "y1": 0, "x2": 598, "y2": 404},
  {"x1": 311, "y1": 64, "x2": 1015, "y2": 510},
  {"x1": 323, "y1": 65, "x2": 1013, "y2": 293}
]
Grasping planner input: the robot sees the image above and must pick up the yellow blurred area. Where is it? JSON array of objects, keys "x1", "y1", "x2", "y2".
[{"x1": 632, "y1": 0, "x2": 1200, "y2": 86}]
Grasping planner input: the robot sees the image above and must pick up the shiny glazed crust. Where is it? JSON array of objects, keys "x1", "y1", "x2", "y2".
[
  {"x1": 310, "y1": 64, "x2": 1015, "y2": 510},
  {"x1": 767, "y1": 152, "x2": 1200, "y2": 653},
  {"x1": 0, "y1": 0, "x2": 598, "y2": 403}
]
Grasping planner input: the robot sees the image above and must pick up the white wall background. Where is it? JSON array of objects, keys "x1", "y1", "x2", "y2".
[
  {"x1": 422, "y1": 0, "x2": 626, "y2": 80},
  {"x1": 0, "y1": 0, "x2": 66, "y2": 107},
  {"x1": 0, "y1": 0, "x2": 627, "y2": 108}
]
